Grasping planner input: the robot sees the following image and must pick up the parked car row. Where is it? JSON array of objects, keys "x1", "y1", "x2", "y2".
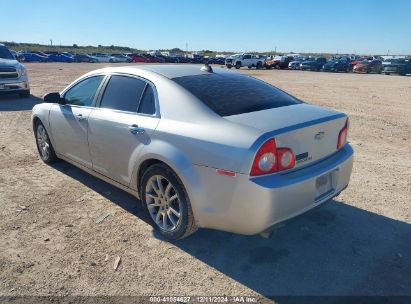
[
  {"x1": 224, "y1": 53, "x2": 411, "y2": 75},
  {"x1": 7, "y1": 47, "x2": 411, "y2": 76}
]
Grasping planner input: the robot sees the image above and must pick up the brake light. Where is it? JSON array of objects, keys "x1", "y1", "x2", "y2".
[
  {"x1": 277, "y1": 148, "x2": 296, "y2": 171},
  {"x1": 337, "y1": 118, "x2": 349, "y2": 149},
  {"x1": 250, "y1": 138, "x2": 295, "y2": 176}
]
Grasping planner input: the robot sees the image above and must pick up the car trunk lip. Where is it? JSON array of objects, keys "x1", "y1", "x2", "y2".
[
  {"x1": 249, "y1": 112, "x2": 346, "y2": 151},
  {"x1": 224, "y1": 104, "x2": 347, "y2": 174}
]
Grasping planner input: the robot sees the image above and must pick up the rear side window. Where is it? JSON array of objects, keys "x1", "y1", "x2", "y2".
[
  {"x1": 100, "y1": 75, "x2": 146, "y2": 112},
  {"x1": 138, "y1": 84, "x2": 156, "y2": 115},
  {"x1": 172, "y1": 73, "x2": 301, "y2": 116}
]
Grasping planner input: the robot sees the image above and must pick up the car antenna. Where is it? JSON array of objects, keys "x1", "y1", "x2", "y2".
[{"x1": 201, "y1": 59, "x2": 213, "y2": 73}]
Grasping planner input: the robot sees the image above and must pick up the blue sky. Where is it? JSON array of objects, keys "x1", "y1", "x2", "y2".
[{"x1": 2, "y1": 0, "x2": 410, "y2": 54}]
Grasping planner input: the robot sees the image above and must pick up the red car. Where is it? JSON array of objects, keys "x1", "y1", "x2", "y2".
[
  {"x1": 129, "y1": 54, "x2": 149, "y2": 63},
  {"x1": 350, "y1": 56, "x2": 373, "y2": 69},
  {"x1": 145, "y1": 55, "x2": 164, "y2": 63}
]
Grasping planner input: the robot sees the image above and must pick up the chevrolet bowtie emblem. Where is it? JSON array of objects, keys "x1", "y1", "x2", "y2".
[{"x1": 315, "y1": 131, "x2": 325, "y2": 140}]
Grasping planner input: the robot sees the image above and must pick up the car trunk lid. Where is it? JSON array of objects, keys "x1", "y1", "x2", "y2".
[{"x1": 225, "y1": 104, "x2": 347, "y2": 170}]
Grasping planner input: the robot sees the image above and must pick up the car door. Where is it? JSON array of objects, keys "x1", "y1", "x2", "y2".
[
  {"x1": 49, "y1": 75, "x2": 105, "y2": 168},
  {"x1": 243, "y1": 54, "x2": 252, "y2": 66},
  {"x1": 87, "y1": 74, "x2": 160, "y2": 186}
]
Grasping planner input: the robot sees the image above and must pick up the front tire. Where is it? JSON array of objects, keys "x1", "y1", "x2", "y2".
[
  {"x1": 140, "y1": 164, "x2": 197, "y2": 240},
  {"x1": 35, "y1": 121, "x2": 57, "y2": 164},
  {"x1": 235, "y1": 62, "x2": 241, "y2": 69}
]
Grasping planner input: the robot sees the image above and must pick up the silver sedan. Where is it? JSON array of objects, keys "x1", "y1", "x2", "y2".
[{"x1": 32, "y1": 65, "x2": 353, "y2": 240}]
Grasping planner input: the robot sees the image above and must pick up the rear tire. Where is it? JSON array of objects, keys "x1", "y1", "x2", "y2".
[
  {"x1": 226, "y1": 64, "x2": 232, "y2": 69},
  {"x1": 256, "y1": 62, "x2": 262, "y2": 70},
  {"x1": 140, "y1": 164, "x2": 197, "y2": 240},
  {"x1": 235, "y1": 62, "x2": 241, "y2": 69}
]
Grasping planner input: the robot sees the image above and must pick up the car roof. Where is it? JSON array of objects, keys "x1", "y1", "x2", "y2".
[{"x1": 118, "y1": 64, "x2": 232, "y2": 79}]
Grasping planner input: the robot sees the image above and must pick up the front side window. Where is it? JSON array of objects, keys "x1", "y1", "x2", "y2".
[
  {"x1": 100, "y1": 75, "x2": 147, "y2": 112},
  {"x1": 64, "y1": 76, "x2": 104, "y2": 107}
]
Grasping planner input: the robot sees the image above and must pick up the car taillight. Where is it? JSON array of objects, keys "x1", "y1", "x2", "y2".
[
  {"x1": 277, "y1": 148, "x2": 296, "y2": 171},
  {"x1": 337, "y1": 118, "x2": 349, "y2": 149},
  {"x1": 250, "y1": 138, "x2": 295, "y2": 176}
]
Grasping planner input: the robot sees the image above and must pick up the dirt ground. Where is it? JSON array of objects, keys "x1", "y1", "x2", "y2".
[{"x1": 0, "y1": 63, "x2": 410, "y2": 301}]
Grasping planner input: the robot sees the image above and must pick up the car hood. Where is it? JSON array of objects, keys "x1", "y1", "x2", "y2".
[{"x1": 0, "y1": 58, "x2": 19, "y2": 67}]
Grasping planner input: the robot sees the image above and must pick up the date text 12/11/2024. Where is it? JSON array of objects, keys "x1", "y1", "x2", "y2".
[{"x1": 149, "y1": 296, "x2": 258, "y2": 303}]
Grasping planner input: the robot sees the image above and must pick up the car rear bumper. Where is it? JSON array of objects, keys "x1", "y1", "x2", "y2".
[
  {"x1": 0, "y1": 78, "x2": 29, "y2": 94},
  {"x1": 191, "y1": 144, "x2": 354, "y2": 235}
]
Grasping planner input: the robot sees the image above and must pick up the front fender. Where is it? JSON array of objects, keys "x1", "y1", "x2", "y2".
[{"x1": 32, "y1": 103, "x2": 56, "y2": 147}]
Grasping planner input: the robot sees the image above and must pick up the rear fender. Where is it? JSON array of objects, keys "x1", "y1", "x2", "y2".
[{"x1": 130, "y1": 139, "x2": 205, "y2": 224}]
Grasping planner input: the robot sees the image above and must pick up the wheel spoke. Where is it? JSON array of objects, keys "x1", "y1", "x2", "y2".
[
  {"x1": 167, "y1": 210, "x2": 177, "y2": 227},
  {"x1": 157, "y1": 176, "x2": 164, "y2": 194},
  {"x1": 162, "y1": 211, "x2": 167, "y2": 229},
  {"x1": 164, "y1": 183, "x2": 172, "y2": 198},
  {"x1": 168, "y1": 194, "x2": 178, "y2": 202},
  {"x1": 155, "y1": 210, "x2": 162, "y2": 224},
  {"x1": 147, "y1": 202, "x2": 161, "y2": 209},
  {"x1": 146, "y1": 193, "x2": 159, "y2": 201},
  {"x1": 151, "y1": 179, "x2": 160, "y2": 195},
  {"x1": 169, "y1": 207, "x2": 180, "y2": 218}
]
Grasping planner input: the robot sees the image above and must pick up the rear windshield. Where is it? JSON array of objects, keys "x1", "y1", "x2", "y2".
[{"x1": 172, "y1": 73, "x2": 301, "y2": 116}]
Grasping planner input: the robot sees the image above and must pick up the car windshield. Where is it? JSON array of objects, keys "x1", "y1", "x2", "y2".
[
  {"x1": 172, "y1": 73, "x2": 301, "y2": 117},
  {"x1": 0, "y1": 46, "x2": 14, "y2": 59}
]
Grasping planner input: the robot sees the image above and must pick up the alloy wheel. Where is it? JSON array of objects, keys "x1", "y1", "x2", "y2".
[
  {"x1": 36, "y1": 124, "x2": 50, "y2": 160},
  {"x1": 145, "y1": 175, "x2": 182, "y2": 232}
]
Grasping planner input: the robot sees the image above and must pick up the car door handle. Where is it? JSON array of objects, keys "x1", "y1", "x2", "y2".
[
  {"x1": 129, "y1": 124, "x2": 145, "y2": 135},
  {"x1": 76, "y1": 113, "x2": 87, "y2": 121}
]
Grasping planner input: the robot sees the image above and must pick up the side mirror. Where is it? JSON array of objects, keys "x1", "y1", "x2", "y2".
[{"x1": 43, "y1": 92, "x2": 66, "y2": 104}]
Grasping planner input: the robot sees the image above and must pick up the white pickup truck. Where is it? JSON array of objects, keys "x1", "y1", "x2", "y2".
[
  {"x1": 0, "y1": 44, "x2": 30, "y2": 98},
  {"x1": 225, "y1": 53, "x2": 266, "y2": 69}
]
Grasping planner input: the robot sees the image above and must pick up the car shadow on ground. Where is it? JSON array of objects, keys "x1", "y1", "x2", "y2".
[
  {"x1": 51, "y1": 160, "x2": 411, "y2": 298},
  {"x1": 0, "y1": 94, "x2": 43, "y2": 111}
]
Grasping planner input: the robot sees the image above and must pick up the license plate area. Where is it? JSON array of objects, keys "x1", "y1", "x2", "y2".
[{"x1": 315, "y1": 170, "x2": 337, "y2": 203}]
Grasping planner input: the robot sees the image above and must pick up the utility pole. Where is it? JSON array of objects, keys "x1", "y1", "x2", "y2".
[
  {"x1": 274, "y1": 46, "x2": 277, "y2": 55},
  {"x1": 50, "y1": 39, "x2": 53, "y2": 47},
  {"x1": 186, "y1": 42, "x2": 188, "y2": 57}
]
